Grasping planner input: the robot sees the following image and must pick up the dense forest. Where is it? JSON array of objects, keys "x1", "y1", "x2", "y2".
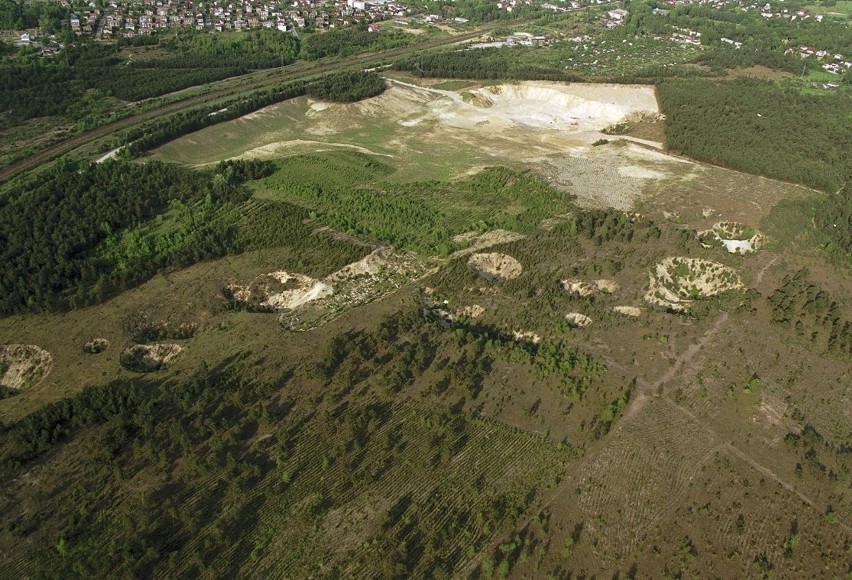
[
  {"x1": 768, "y1": 269, "x2": 852, "y2": 356},
  {"x1": 0, "y1": 161, "x2": 240, "y2": 313},
  {"x1": 394, "y1": 48, "x2": 583, "y2": 82},
  {"x1": 306, "y1": 70, "x2": 387, "y2": 102},
  {"x1": 658, "y1": 78, "x2": 852, "y2": 193},
  {"x1": 0, "y1": 27, "x2": 391, "y2": 123},
  {"x1": 814, "y1": 186, "x2": 852, "y2": 256},
  {"x1": 300, "y1": 25, "x2": 409, "y2": 60},
  {"x1": 0, "y1": 0, "x2": 66, "y2": 32}
]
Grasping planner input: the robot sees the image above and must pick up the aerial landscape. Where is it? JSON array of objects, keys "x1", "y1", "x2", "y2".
[{"x1": 0, "y1": 0, "x2": 850, "y2": 576}]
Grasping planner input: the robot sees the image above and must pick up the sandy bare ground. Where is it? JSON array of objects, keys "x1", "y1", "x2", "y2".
[
  {"x1": 279, "y1": 248, "x2": 432, "y2": 331},
  {"x1": 236, "y1": 139, "x2": 395, "y2": 162},
  {"x1": 83, "y1": 338, "x2": 110, "y2": 354},
  {"x1": 613, "y1": 306, "x2": 642, "y2": 317},
  {"x1": 645, "y1": 257, "x2": 743, "y2": 312},
  {"x1": 565, "y1": 312, "x2": 592, "y2": 328},
  {"x1": 119, "y1": 343, "x2": 183, "y2": 373},
  {"x1": 167, "y1": 79, "x2": 690, "y2": 211},
  {"x1": 227, "y1": 272, "x2": 332, "y2": 312},
  {"x1": 561, "y1": 278, "x2": 619, "y2": 296},
  {"x1": 0, "y1": 344, "x2": 53, "y2": 391},
  {"x1": 467, "y1": 253, "x2": 523, "y2": 281},
  {"x1": 450, "y1": 230, "x2": 526, "y2": 258}
]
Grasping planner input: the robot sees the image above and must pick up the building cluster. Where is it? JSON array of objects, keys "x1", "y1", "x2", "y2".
[
  {"x1": 786, "y1": 45, "x2": 851, "y2": 75},
  {"x1": 70, "y1": 0, "x2": 411, "y2": 39}
]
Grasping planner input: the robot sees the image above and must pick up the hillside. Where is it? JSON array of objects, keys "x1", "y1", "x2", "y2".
[{"x1": 0, "y1": 70, "x2": 849, "y2": 578}]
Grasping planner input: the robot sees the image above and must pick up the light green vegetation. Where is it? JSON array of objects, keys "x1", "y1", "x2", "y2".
[
  {"x1": 152, "y1": 93, "x2": 491, "y2": 182},
  {"x1": 804, "y1": 1, "x2": 852, "y2": 18},
  {"x1": 251, "y1": 151, "x2": 574, "y2": 254}
]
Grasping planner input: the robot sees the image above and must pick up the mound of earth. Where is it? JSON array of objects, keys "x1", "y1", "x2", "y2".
[
  {"x1": 645, "y1": 257, "x2": 743, "y2": 312},
  {"x1": 0, "y1": 344, "x2": 53, "y2": 391},
  {"x1": 566, "y1": 313, "x2": 593, "y2": 328},
  {"x1": 326, "y1": 247, "x2": 398, "y2": 282},
  {"x1": 450, "y1": 230, "x2": 526, "y2": 258},
  {"x1": 226, "y1": 271, "x2": 332, "y2": 312},
  {"x1": 613, "y1": 306, "x2": 642, "y2": 317},
  {"x1": 83, "y1": 338, "x2": 110, "y2": 354},
  {"x1": 512, "y1": 330, "x2": 542, "y2": 344},
  {"x1": 120, "y1": 343, "x2": 183, "y2": 373},
  {"x1": 461, "y1": 91, "x2": 493, "y2": 108},
  {"x1": 561, "y1": 278, "x2": 619, "y2": 296},
  {"x1": 593, "y1": 279, "x2": 620, "y2": 294},
  {"x1": 468, "y1": 253, "x2": 522, "y2": 281},
  {"x1": 561, "y1": 279, "x2": 595, "y2": 297}
]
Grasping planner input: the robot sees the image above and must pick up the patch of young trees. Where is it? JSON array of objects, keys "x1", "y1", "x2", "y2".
[{"x1": 768, "y1": 269, "x2": 851, "y2": 356}]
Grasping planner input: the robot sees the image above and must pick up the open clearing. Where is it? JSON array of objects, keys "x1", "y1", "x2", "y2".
[
  {"x1": 155, "y1": 78, "x2": 689, "y2": 207},
  {"x1": 154, "y1": 76, "x2": 810, "y2": 218}
]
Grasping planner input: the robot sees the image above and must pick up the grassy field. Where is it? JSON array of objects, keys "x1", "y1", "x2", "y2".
[{"x1": 804, "y1": 0, "x2": 852, "y2": 18}]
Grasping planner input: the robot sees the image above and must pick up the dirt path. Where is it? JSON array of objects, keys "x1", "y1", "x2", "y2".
[{"x1": 752, "y1": 254, "x2": 780, "y2": 289}]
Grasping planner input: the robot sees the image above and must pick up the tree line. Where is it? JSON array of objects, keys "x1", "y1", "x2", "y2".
[
  {"x1": 393, "y1": 48, "x2": 583, "y2": 82},
  {"x1": 127, "y1": 71, "x2": 384, "y2": 155}
]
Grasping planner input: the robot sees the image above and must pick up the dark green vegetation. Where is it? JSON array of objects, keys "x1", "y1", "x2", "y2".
[
  {"x1": 0, "y1": 307, "x2": 583, "y2": 577},
  {"x1": 0, "y1": 31, "x2": 299, "y2": 120},
  {"x1": 0, "y1": 159, "x2": 363, "y2": 314},
  {"x1": 255, "y1": 151, "x2": 576, "y2": 254},
  {"x1": 127, "y1": 72, "x2": 384, "y2": 155},
  {"x1": 0, "y1": 0, "x2": 66, "y2": 32},
  {"x1": 306, "y1": 71, "x2": 387, "y2": 103},
  {"x1": 300, "y1": 25, "x2": 410, "y2": 60},
  {"x1": 394, "y1": 48, "x2": 583, "y2": 82},
  {"x1": 658, "y1": 78, "x2": 852, "y2": 192},
  {"x1": 768, "y1": 269, "x2": 852, "y2": 355}
]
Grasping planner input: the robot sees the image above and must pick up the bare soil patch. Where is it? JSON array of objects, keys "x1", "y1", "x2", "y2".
[
  {"x1": 280, "y1": 248, "x2": 431, "y2": 331},
  {"x1": 565, "y1": 312, "x2": 593, "y2": 328},
  {"x1": 613, "y1": 306, "x2": 642, "y2": 317},
  {"x1": 467, "y1": 253, "x2": 523, "y2": 281},
  {"x1": 645, "y1": 257, "x2": 743, "y2": 312},
  {"x1": 225, "y1": 271, "x2": 332, "y2": 312},
  {"x1": 0, "y1": 345, "x2": 53, "y2": 391},
  {"x1": 561, "y1": 278, "x2": 619, "y2": 296},
  {"x1": 450, "y1": 230, "x2": 526, "y2": 258},
  {"x1": 458, "y1": 304, "x2": 485, "y2": 319},
  {"x1": 697, "y1": 221, "x2": 765, "y2": 254},
  {"x1": 119, "y1": 343, "x2": 183, "y2": 373},
  {"x1": 83, "y1": 338, "x2": 110, "y2": 354}
]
